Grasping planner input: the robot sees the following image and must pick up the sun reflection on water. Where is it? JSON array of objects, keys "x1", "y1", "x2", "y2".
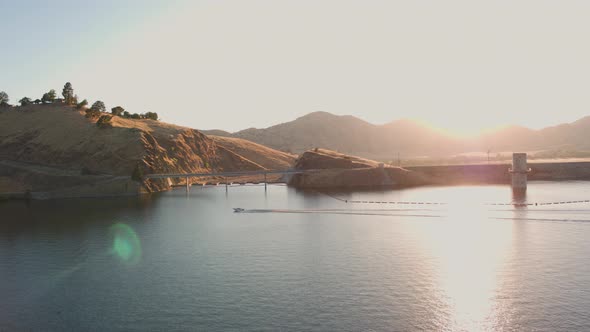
[{"x1": 414, "y1": 188, "x2": 515, "y2": 331}]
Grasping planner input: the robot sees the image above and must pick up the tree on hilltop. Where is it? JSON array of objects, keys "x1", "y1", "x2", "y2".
[
  {"x1": 0, "y1": 91, "x2": 9, "y2": 107},
  {"x1": 144, "y1": 112, "x2": 158, "y2": 120},
  {"x1": 41, "y1": 89, "x2": 56, "y2": 104},
  {"x1": 19, "y1": 97, "x2": 32, "y2": 106},
  {"x1": 62, "y1": 82, "x2": 75, "y2": 104},
  {"x1": 91, "y1": 100, "x2": 106, "y2": 113},
  {"x1": 111, "y1": 106, "x2": 124, "y2": 116},
  {"x1": 85, "y1": 101, "x2": 106, "y2": 118},
  {"x1": 33, "y1": 99, "x2": 42, "y2": 104}
]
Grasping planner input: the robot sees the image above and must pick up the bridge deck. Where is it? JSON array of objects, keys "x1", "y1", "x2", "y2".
[{"x1": 145, "y1": 169, "x2": 305, "y2": 179}]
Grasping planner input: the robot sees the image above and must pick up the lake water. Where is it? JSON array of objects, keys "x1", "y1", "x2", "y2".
[{"x1": 2, "y1": 182, "x2": 590, "y2": 331}]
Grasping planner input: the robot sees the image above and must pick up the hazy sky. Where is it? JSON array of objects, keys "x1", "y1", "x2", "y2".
[{"x1": 2, "y1": 0, "x2": 590, "y2": 135}]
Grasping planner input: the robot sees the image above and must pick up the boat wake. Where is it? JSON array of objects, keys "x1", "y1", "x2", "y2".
[{"x1": 232, "y1": 207, "x2": 590, "y2": 223}]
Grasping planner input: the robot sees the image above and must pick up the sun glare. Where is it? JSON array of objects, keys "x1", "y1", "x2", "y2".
[
  {"x1": 404, "y1": 118, "x2": 502, "y2": 139},
  {"x1": 411, "y1": 189, "x2": 514, "y2": 330}
]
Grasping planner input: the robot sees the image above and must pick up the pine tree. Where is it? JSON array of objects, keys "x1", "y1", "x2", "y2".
[
  {"x1": 62, "y1": 82, "x2": 75, "y2": 104},
  {"x1": 0, "y1": 91, "x2": 9, "y2": 106}
]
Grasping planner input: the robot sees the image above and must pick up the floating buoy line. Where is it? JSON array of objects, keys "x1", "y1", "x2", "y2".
[
  {"x1": 232, "y1": 190, "x2": 590, "y2": 223},
  {"x1": 233, "y1": 207, "x2": 444, "y2": 218},
  {"x1": 312, "y1": 190, "x2": 590, "y2": 207}
]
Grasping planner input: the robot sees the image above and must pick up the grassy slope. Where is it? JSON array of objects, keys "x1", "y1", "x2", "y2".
[
  {"x1": 0, "y1": 104, "x2": 294, "y2": 194},
  {"x1": 0, "y1": 104, "x2": 145, "y2": 175},
  {"x1": 209, "y1": 135, "x2": 296, "y2": 170},
  {"x1": 294, "y1": 148, "x2": 380, "y2": 169}
]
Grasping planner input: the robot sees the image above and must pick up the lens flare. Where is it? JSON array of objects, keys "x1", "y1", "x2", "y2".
[{"x1": 110, "y1": 223, "x2": 141, "y2": 265}]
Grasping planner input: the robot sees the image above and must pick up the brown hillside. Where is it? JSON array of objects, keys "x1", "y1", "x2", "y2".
[
  {"x1": 289, "y1": 148, "x2": 427, "y2": 189},
  {"x1": 209, "y1": 135, "x2": 296, "y2": 170},
  {"x1": 294, "y1": 148, "x2": 379, "y2": 170},
  {"x1": 0, "y1": 104, "x2": 292, "y2": 196}
]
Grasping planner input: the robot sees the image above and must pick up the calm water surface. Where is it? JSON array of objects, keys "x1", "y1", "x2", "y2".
[{"x1": 2, "y1": 182, "x2": 590, "y2": 331}]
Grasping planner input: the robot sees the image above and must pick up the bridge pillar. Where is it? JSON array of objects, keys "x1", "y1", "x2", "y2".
[
  {"x1": 186, "y1": 176, "x2": 190, "y2": 193},
  {"x1": 264, "y1": 173, "x2": 267, "y2": 191},
  {"x1": 509, "y1": 153, "x2": 530, "y2": 192}
]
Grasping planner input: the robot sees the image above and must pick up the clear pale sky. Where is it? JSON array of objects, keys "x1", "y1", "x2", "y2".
[{"x1": 2, "y1": 0, "x2": 590, "y2": 135}]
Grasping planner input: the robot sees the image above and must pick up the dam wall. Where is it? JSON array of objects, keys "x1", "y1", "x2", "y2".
[
  {"x1": 406, "y1": 161, "x2": 590, "y2": 184},
  {"x1": 290, "y1": 162, "x2": 590, "y2": 190}
]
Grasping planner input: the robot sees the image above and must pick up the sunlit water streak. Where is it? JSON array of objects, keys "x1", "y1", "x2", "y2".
[{"x1": 1, "y1": 181, "x2": 590, "y2": 331}]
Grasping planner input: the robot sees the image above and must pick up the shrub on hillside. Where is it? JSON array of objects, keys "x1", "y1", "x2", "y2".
[
  {"x1": 96, "y1": 115, "x2": 113, "y2": 128},
  {"x1": 116, "y1": 110, "x2": 159, "y2": 121},
  {"x1": 131, "y1": 164, "x2": 144, "y2": 181},
  {"x1": 76, "y1": 99, "x2": 88, "y2": 109},
  {"x1": 144, "y1": 112, "x2": 158, "y2": 120},
  {"x1": 85, "y1": 108, "x2": 101, "y2": 118}
]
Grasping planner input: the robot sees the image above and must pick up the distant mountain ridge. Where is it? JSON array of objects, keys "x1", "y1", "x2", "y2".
[{"x1": 202, "y1": 112, "x2": 590, "y2": 160}]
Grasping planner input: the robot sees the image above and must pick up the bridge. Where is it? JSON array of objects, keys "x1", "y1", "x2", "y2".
[{"x1": 145, "y1": 169, "x2": 308, "y2": 192}]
